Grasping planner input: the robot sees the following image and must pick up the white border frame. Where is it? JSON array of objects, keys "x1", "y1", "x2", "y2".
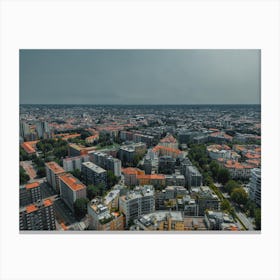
[{"x1": 1, "y1": 1, "x2": 280, "y2": 279}]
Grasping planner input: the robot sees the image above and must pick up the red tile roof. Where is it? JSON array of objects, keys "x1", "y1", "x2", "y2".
[
  {"x1": 26, "y1": 204, "x2": 38, "y2": 214},
  {"x1": 25, "y1": 182, "x2": 40, "y2": 189},
  {"x1": 59, "y1": 173, "x2": 86, "y2": 191},
  {"x1": 46, "y1": 162, "x2": 65, "y2": 174}
]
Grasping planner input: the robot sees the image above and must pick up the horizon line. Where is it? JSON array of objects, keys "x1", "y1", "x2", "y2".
[{"x1": 20, "y1": 103, "x2": 261, "y2": 106}]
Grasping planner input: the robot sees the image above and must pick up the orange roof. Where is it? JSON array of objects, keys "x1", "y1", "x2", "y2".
[
  {"x1": 160, "y1": 135, "x2": 177, "y2": 143},
  {"x1": 43, "y1": 199, "x2": 53, "y2": 207},
  {"x1": 26, "y1": 204, "x2": 38, "y2": 214},
  {"x1": 137, "y1": 174, "x2": 165, "y2": 180},
  {"x1": 122, "y1": 168, "x2": 144, "y2": 175},
  {"x1": 25, "y1": 182, "x2": 40, "y2": 189},
  {"x1": 59, "y1": 173, "x2": 86, "y2": 191},
  {"x1": 224, "y1": 160, "x2": 253, "y2": 169},
  {"x1": 62, "y1": 133, "x2": 81, "y2": 140},
  {"x1": 244, "y1": 153, "x2": 261, "y2": 159},
  {"x1": 153, "y1": 145, "x2": 182, "y2": 155},
  {"x1": 46, "y1": 161, "x2": 65, "y2": 174},
  {"x1": 21, "y1": 142, "x2": 36, "y2": 154}
]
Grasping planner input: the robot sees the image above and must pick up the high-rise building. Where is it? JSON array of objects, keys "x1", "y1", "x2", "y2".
[
  {"x1": 81, "y1": 162, "x2": 107, "y2": 187},
  {"x1": 89, "y1": 151, "x2": 121, "y2": 177},
  {"x1": 59, "y1": 173, "x2": 87, "y2": 212},
  {"x1": 36, "y1": 121, "x2": 50, "y2": 139},
  {"x1": 20, "y1": 182, "x2": 42, "y2": 207},
  {"x1": 45, "y1": 161, "x2": 66, "y2": 193},
  {"x1": 20, "y1": 121, "x2": 31, "y2": 139},
  {"x1": 119, "y1": 185, "x2": 155, "y2": 227},
  {"x1": 249, "y1": 168, "x2": 261, "y2": 207},
  {"x1": 158, "y1": 156, "x2": 176, "y2": 174},
  {"x1": 63, "y1": 155, "x2": 90, "y2": 172},
  {"x1": 19, "y1": 199, "x2": 56, "y2": 230}
]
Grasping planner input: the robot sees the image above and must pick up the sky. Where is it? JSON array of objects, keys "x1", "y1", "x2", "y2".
[{"x1": 20, "y1": 49, "x2": 261, "y2": 105}]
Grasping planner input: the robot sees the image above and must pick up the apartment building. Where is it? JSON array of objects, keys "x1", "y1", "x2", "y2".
[
  {"x1": 119, "y1": 185, "x2": 155, "y2": 227},
  {"x1": 59, "y1": 173, "x2": 87, "y2": 212},
  {"x1": 63, "y1": 155, "x2": 90, "y2": 172},
  {"x1": 249, "y1": 168, "x2": 261, "y2": 207},
  {"x1": 45, "y1": 161, "x2": 66, "y2": 193},
  {"x1": 19, "y1": 199, "x2": 56, "y2": 230},
  {"x1": 81, "y1": 162, "x2": 107, "y2": 187},
  {"x1": 20, "y1": 181, "x2": 42, "y2": 207}
]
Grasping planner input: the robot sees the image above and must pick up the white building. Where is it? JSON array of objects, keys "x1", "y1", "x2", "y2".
[
  {"x1": 119, "y1": 185, "x2": 155, "y2": 227},
  {"x1": 249, "y1": 168, "x2": 261, "y2": 207}
]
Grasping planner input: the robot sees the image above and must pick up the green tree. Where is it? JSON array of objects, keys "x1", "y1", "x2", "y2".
[
  {"x1": 107, "y1": 171, "x2": 119, "y2": 188},
  {"x1": 87, "y1": 184, "x2": 99, "y2": 200},
  {"x1": 20, "y1": 166, "x2": 30, "y2": 184},
  {"x1": 80, "y1": 130, "x2": 91, "y2": 140},
  {"x1": 220, "y1": 199, "x2": 231, "y2": 212},
  {"x1": 37, "y1": 166, "x2": 46, "y2": 178},
  {"x1": 74, "y1": 198, "x2": 89, "y2": 219},
  {"x1": 254, "y1": 208, "x2": 261, "y2": 230},
  {"x1": 70, "y1": 169, "x2": 82, "y2": 181},
  {"x1": 230, "y1": 187, "x2": 248, "y2": 205},
  {"x1": 209, "y1": 161, "x2": 220, "y2": 181},
  {"x1": 217, "y1": 168, "x2": 230, "y2": 185},
  {"x1": 225, "y1": 180, "x2": 241, "y2": 194}
]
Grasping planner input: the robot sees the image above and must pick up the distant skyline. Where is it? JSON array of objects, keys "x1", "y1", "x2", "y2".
[{"x1": 20, "y1": 49, "x2": 261, "y2": 105}]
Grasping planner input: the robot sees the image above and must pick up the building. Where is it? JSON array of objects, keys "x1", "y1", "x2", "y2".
[
  {"x1": 152, "y1": 145, "x2": 183, "y2": 159},
  {"x1": 249, "y1": 168, "x2": 261, "y2": 207},
  {"x1": 45, "y1": 161, "x2": 66, "y2": 193},
  {"x1": 119, "y1": 185, "x2": 155, "y2": 227},
  {"x1": 134, "y1": 211, "x2": 184, "y2": 231},
  {"x1": 181, "y1": 164, "x2": 202, "y2": 188},
  {"x1": 21, "y1": 141, "x2": 36, "y2": 154},
  {"x1": 87, "y1": 200, "x2": 124, "y2": 230},
  {"x1": 204, "y1": 210, "x2": 239, "y2": 231},
  {"x1": 159, "y1": 134, "x2": 178, "y2": 149},
  {"x1": 118, "y1": 142, "x2": 147, "y2": 165},
  {"x1": 158, "y1": 156, "x2": 176, "y2": 174},
  {"x1": 221, "y1": 160, "x2": 254, "y2": 180},
  {"x1": 89, "y1": 151, "x2": 121, "y2": 177},
  {"x1": 195, "y1": 186, "x2": 220, "y2": 216},
  {"x1": 68, "y1": 143, "x2": 96, "y2": 157},
  {"x1": 103, "y1": 189, "x2": 120, "y2": 210},
  {"x1": 81, "y1": 162, "x2": 107, "y2": 187},
  {"x1": 20, "y1": 121, "x2": 31, "y2": 140},
  {"x1": 19, "y1": 199, "x2": 56, "y2": 230},
  {"x1": 20, "y1": 182, "x2": 42, "y2": 207},
  {"x1": 122, "y1": 167, "x2": 145, "y2": 186},
  {"x1": 165, "y1": 174, "x2": 185, "y2": 187},
  {"x1": 59, "y1": 173, "x2": 87, "y2": 212},
  {"x1": 137, "y1": 174, "x2": 166, "y2": 188},
  {"x1": 36, "y1": 121, "x2": 50, "y2": 139},
  {"x1": 63, "y1": 155, "x2": 90, "y2": 172}
]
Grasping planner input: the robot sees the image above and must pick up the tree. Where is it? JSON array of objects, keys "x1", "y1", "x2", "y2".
[
  {"x1": 74, "y1": 198, "x2": 89, "y2": 219},
  {"x1": 70, "y1": 169, "x2": 82, "y2": 181},
  {"x1": 209, "y1": 161, "x2": 220, "y2": 181},
  {"x1": 107, "y1": 171, "x2": 118, "y2": 188},
  {"x1": 87, "y1": 184, "x2": 99, "y2": 200},
  {"x1": 217, "y1": 168, "x2": 230, "y2": 185},
  {"x1": 20, "y1": 166, "x2": 30, "y2": 184},
  {"x1": 220, "y1": 199, "x2": 231, "y2": 212},
  {"x1": 230, "y1": 187, "x2": 248, "y2": 206},
  {"x1": 37, "y1": 166, "x2": 46, "y2": 178},
  {"x1": 254, "y1": 208, "x2": 261, "y2": 230},
  {"x1": 80, "y1": 130, "x2": 91, "y2": 140},
  {"x1": 225, "y1": 180, "x2": 241, "y2": 195}
]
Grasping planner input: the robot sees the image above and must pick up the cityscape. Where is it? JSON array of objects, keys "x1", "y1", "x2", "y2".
[{"x1": 19, "y1": 50, "x2": 261, "y2": 232}]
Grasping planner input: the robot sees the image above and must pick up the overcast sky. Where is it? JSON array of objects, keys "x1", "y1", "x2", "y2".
[{"x1": 20, "y1": 49, "x2": 260, "y2": 105}]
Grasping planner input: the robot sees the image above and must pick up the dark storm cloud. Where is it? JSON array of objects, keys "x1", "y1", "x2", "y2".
[{"x1": 20, "y1": 49, "x2": 260, "y2": 104}]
